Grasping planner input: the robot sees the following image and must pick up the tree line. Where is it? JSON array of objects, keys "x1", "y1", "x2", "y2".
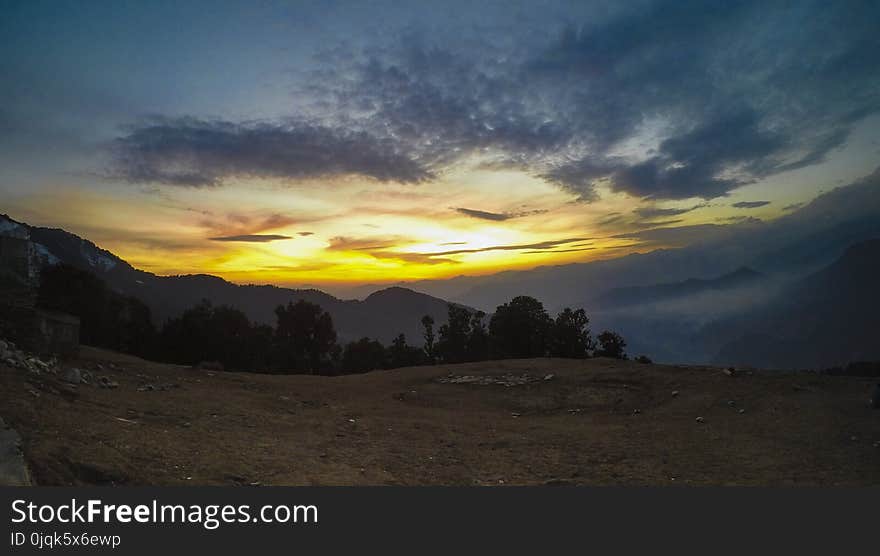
[{"x1": 36, "y1": 264, "x2": 629, "y2": 375}]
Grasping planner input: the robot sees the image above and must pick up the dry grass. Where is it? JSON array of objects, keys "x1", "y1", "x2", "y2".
[{"x1": 1, "y1": 346, "x2": 878, "y2": 485}]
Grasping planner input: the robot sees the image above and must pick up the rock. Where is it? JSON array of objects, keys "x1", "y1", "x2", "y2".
[
  {"x1": 62, "y1": 368, "x2": 82, "y2": 384},
  {"x1": 738, "y1": 408, "x2": 746, "y2": 414},
  {"x1": 137, "y1": 384, "x2": 155, "y2": 392},
  {"x1": 695, "y1": 416, "x2": 705, "y2": 423},
  {"x1": 98, "y1": 377, "x2": 119, "y2": 389},
  {"x1": 727, "y1": 400, "x2": 736, "y2": 406},
  {"x1": 723, "y1": 368, "x2": 736, "y2": 377},
  {"x1": 632, "y1": 409, "x2": 641, "y2": 415},
  {"x1": 0, "y1": 417, "x2": 31, "y2": 486},
  {"x1": 436, "y1": 373, "x2": 545, "y2": 387},
  {"x1": 671, "y1": 390, "x2": 679, "y2": 397},
  {"x1": 543, "y1": 373, "x2": 555, "y2": 381}
]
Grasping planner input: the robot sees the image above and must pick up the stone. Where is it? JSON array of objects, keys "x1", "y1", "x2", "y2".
[
  {"x1": 695, "y1": 416, "x2": 705, "y2": 423},
  {"x1": 671, "y1": 390, "x2": 679, "y2": 397},
  {"x1": 98, "y1": 377, "x2": 119, "y2": 389},
  {"x1": 62, "y1": 367, "x2": 82, "y2": 384},
  {"x1": 436, "y1": 373, "x2": 545, "y2": 387},
  {"x1": 0, "y1": 417, "x2": 31, "y2": 486}
]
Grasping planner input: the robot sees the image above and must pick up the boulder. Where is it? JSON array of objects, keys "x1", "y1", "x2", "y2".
[{"x1": 62, "y1": 368, "x2": 82, "y2": 384}]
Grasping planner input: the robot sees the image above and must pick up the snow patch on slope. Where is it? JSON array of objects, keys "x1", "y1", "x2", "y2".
[
  {"x1": 79, "y1": 242, "x2": 117, "y2": 271},
  {"x1": 33, "y1": 243, "x2": 61, "y2": 265}
]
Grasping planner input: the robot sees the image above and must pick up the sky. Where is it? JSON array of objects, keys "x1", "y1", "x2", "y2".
[{"x1": 1, "y1": 0, "x2": 879, "y2": 288}]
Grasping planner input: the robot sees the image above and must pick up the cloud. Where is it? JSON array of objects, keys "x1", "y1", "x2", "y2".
[
  {"x1": 633, "y1": 205, "x2": 703, "y2": 218},
  {"x1": 732, "y1": 201, "x2": 771, "y2": 209},
  {"x1": 197, "y1": 211, "x2": 303, "y2": 242},
  {"x1": 454, "y1": 208, "x2": 511, "y2": 221},
  {"x1": 454, "y1": 207, "x2": 548, "y2": 221},
  {"x1": 104, "y1": 1, "x2": 880, "y2": 202},
  {"x1": 782, "y1": 203, "x2": 804, "y2": 211},
  {"x1": 717, "y1": 215, "x2": 763, "y2": 224},
  {"x1": 209, "y1": 234, "x2": 293, "y2": 242},
  {"x1": 326, "y1": 235, "x2": 403, "y2": 252},
  {"x1": 419, "y1": 237, "x2": 591, "y2": 256},
  {"x1": 325, "y1": 234, "x2": 592, "y2": 262},
  {"x1": 110, "y1": 117, "x2": 431, "y2": 186},
  {"x1": 524, "y1": 246, "x2": 596, "y2": 254},
  {"x1": 302, "y1": 0, "x2": 880, "y2": 201},
  {"x1": 614, "y1": 220, "x2": 762, "y2": 245},
  {"x1": 297, "y1": 231, "x2": 315, "y2": 236}
]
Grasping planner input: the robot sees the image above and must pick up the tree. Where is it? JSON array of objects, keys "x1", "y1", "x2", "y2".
[
  {"x1": 342, "y1": 337, "x2": 387, "y2": 373},
  {"x1": 466, "y1": 310, "x2": 489, "y2": 361},
  {"x1": 37, "y1": 264, "x2": 156, "y2": 357},
  {"x1": 550, "y1": 308, "x2": 594, "y2": 358},
  {"x1": 437, "y1": 304, "x2": 472, "y2": 363},
  {"x1": 421, "y1": 315, "x2": 436, "y2": 363},
  {"x1": 273, "y1": 300, "x2": 337, "y2": 373},
  {"x1": 488, "y1": 296, "x2": 553, "y2": 358},
  {"x1": 159, "y1": 300, "x2": 272, "y2": 371},
  {"x1": 387, "y1": 333, "x2": 425, "y2": 369},
  {"x1": 595, "y1": 330, "x2": 627, "y2": 359}
]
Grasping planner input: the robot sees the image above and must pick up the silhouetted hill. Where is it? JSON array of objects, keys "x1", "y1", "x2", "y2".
[
  {"x1": 707, "y1": 239, "x2": 880, "y2": 369},
  {"x1": 2, "y1": 214, "x2": 458, "y2": 345},
  {"x1": 591, "y1": 266, "x2": 763, "y2": 309}
]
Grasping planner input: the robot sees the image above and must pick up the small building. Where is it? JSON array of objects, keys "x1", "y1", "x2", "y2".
[
  {"x1": 32, "y1": 309, "x2": 80, "y2": 357},
  {"x1": 1, "y1": 225, "x2": 79, "y2": 358}
]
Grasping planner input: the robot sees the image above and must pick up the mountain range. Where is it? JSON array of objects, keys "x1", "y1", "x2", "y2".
[
  {"x1": 1, "y1": 214, "x2": 457, "y2": 346},
  {"x1": 2, "y1": 168, "x2": 879, "y2": 369}
]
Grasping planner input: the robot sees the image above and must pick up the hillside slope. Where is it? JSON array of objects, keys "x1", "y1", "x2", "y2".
[
  {"x1": 1, "y1": 347, "x2": 877, "y2": 486},
  {"x1": 706, "y1": 240, "x2": 880, "y2": 368},
  {"x1": 2, "y1": 214, "x2": 457, "y2": 344}
]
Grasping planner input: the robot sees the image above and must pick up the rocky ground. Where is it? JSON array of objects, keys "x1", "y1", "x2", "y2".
[{"x1": 0, "y1": 342, "x2": 878, "y2": 486}]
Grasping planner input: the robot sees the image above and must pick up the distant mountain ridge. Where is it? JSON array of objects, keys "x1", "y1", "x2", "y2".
[
  {"x1": 706, "y1": 239, "x2": 880, "y2": 369},
  {"x1": 0, "y1": 214, "x2": 457, "y2": 345},
  {"x1": 590, "y1": 266, "x2": 764, "y2": 309}
]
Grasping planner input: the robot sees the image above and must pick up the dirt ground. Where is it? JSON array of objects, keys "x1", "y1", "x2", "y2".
[{"x1": 1, "y1": 346, "x2": 878, "y2": 485}]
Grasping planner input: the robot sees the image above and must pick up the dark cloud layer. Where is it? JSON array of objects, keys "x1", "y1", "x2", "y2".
[
  {"x1": 732, "y1": 201, "x2": 771, "y2": 209},
  {"x1": 111, "y1": 117, "x2": 430, "y2": 186},
  {"x1": 209, "y1": 234, "x2": 292, "y2": 242},
  {"x1": 454, "y1": 207, "x2": 547, "y2": 221},
  {"x1": 110, "y1": 1, "x2": 880, "y2": 201}
]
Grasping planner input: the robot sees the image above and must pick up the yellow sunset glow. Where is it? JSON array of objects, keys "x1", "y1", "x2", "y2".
[{"x1": 3, "y1": 162, "x2": 802, "y2": 290}]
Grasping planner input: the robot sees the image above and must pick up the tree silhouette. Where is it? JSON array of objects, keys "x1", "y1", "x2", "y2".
[
  {"x1": 437, "y1": 304, "x2": 473, "y2": 363},
  {"x1": 37, "y1": 264, "x2": 156, "y2": 357},
  {"x1": 274, "y1": 300, "x2": 337, "y2": 373},
  {"x1": 550, "y1": 307, "x2": 594, "y2": 358},
  {"x1": 466, "y1": 310, "x2": 489, "y2": 361},
  {"x1": 159, "y1": 300, "x2": 273, "y2": 371},
  {"x1": 488, "y1": 295, "x2": 552, "y2": 358},
  {"x1": 421, "y1": 315, "x2": 436, "y2": 363},
  {"x1": 342, "y1": 337, "x2": 387, "y2": 373},
  {"x1": 595, "y1": 330, "x2": 627, "y2": 359},
  {"x1": 387, "y1": 333, "x2": 425, "y2": 368}
]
